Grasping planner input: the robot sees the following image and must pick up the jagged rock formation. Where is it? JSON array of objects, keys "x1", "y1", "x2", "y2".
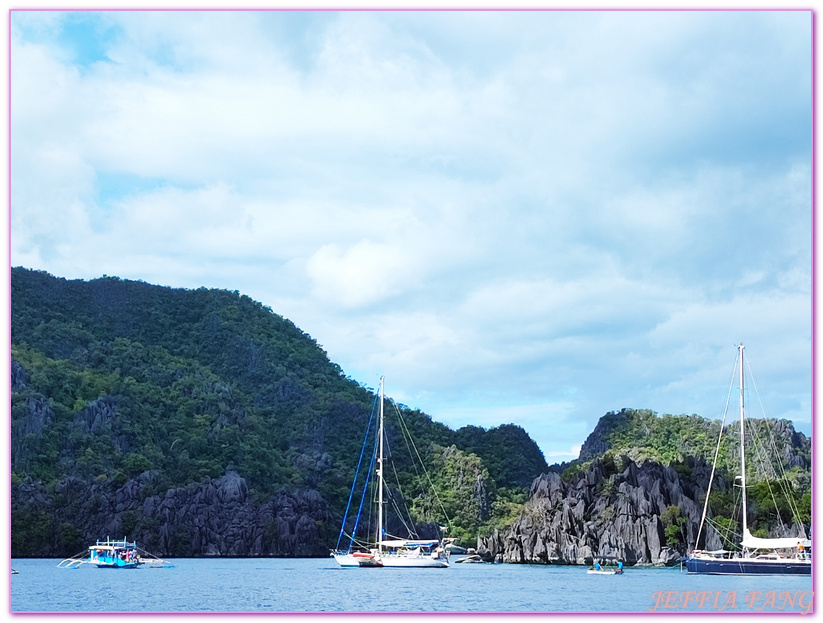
[
  {"x1": 10, "y1": 269, "x2": 809, "y2": 560},
  {"x1": 477, "y1": 456, "x2": 719, "y2": 566},
  {"x1": 11, "y1": 471, "x2": 330, "y2": 557}
]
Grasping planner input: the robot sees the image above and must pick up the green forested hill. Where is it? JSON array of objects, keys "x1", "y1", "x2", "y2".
[
  {"x1": 13, "y1": 268, "x2": 810, "y2": 557},
  {"x1": 571, "y1": 407, "x2": 811, "y2": 536},
  {"x1": 578, "y1": 407, "x2": 810, "y2": 476},
  {"x1": 11, "y1": 267, "x2": 548, "y2": 553}
]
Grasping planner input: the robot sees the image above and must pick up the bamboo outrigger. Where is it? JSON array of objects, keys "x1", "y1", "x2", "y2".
[{"x1": 58, "y1": 537, "x2": 174, "y2": 569}]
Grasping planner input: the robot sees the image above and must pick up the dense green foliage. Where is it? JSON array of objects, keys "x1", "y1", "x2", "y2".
[
  {"x1": 604, "y1": 409, "x2": 725, "y2": 466},
  {"x1": 454, "y1": 424, "x2": 549, "y2": 489},
  {"x1": 568, "y1": 408, "x2": 812, "y2": 544},
  {"x1": 13, "y1": 269, "x2": 809, "y2": 554},
  {"x1": 11, "y1": 268, "x2": 549, "y2": 550}
]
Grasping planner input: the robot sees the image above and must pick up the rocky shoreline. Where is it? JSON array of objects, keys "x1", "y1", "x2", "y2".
[
  {"x1": 478, "y1": 456, "x2": 716, "y2": 567},
  {"x1": 12, "y1": 451, "x2": 808, "y2": 564},
  {"x1": 12, "y1": 470, "x2": 330, "y2": 558}
]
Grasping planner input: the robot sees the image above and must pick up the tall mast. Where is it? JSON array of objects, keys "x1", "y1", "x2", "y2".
[
  {"x1": 738, "y1": 343, "x2": 748, "y2": 538},
  {"x1": 377, "y1": 376, "x2": 385, "y2": 555}
]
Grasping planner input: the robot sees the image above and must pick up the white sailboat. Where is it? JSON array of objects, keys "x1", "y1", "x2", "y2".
[
  {"x1": 683, "y1": 344, "x2": 811, "y2": 575},
  {"x1": 333, "y1": 377, "x2": 450, "y2": 568}
]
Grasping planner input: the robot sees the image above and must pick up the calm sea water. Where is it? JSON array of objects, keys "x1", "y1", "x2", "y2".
[{"x1": 9, "y1": 557, "x2": 815, "y2": 613}]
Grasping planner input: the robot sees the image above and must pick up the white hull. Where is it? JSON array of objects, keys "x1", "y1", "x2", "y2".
[
  {"x1": 333, "y1": 554, "x2": 361, "y2": 567},
  {"x1": 380, "y1": 554, "x2": 449, "y2": 568},
  {"x1": 333, "y1": 553, "x2": 382, "y2": 567},
  {"x1": 334, "y1": 550, "x2": 448, "y2": 568},
  {"x1": 334, "y1": 378, "x2": 452, "y2": 571}
]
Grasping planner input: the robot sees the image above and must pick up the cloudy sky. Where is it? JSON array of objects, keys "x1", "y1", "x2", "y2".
[{"x1": 10, "y1": 9, "x2": 812, "y2": 461}]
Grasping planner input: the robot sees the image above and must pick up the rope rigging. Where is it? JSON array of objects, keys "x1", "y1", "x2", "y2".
[
  {"x1": 335, "y1": 393, "x2": 379, "y2": 552},
  {"x1": 334, "y1": 382, "x2": 454, "y2": 550},
  {"x1": 695, "y1": 346, "x2": 809, "y2": 550},
  {"x1": 391, "y1": 401, "x2": 454, "y2": 532}
]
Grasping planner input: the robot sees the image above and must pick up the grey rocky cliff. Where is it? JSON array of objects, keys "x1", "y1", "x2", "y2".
[
  {"x1": 577, "y1": 410, "x2": 632, "y2": 461},
  {"x1": 12, "y1": 470, "x2": 330, "y2": 557},
  {"x1": 477, "y1": 456, "x2": 719, "y2": 566}
]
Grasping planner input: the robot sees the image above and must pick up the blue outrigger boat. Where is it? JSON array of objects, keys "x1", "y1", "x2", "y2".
[{"x1": 58, "y1": 537, "x2": 173, "y2": 569}]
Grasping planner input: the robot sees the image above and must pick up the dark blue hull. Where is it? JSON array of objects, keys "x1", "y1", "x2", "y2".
[{"x1": 684, "y1": 557, "x2": 811, "y2": 575}]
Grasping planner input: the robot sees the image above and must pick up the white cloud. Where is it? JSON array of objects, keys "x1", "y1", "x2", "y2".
[
  {"x1": 306, "y1": 240, "x2": 419, "y2": 308},
  {"x1": 546, "y1": 445, "x2": 583, "y2": 460},
  {"x1": 10, "y1": 10, "x2": 812, "y2": 459}
]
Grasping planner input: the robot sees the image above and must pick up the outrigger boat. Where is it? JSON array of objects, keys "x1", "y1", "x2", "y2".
[{"x1": 58, "y1": 537, "x2": 173, "y2": 569}]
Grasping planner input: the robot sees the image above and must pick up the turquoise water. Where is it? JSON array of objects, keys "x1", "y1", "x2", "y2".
[{"x1": 9, "y1": 557, "x2": 815, "y2": 613}]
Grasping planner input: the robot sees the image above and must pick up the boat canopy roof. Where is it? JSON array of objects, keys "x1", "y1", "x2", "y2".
[
  {"x1": 742, "y1": 529, "x2": 810, "y2": 550},
  {"x1": 380, "y1": 539, "x2": 439, "y2": 547}
]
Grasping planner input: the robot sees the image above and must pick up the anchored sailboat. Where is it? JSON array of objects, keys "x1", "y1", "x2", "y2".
[
  {"x1": 333, "y1": 377, "x2": 450, "y2": 568},
  {"x1": 683, "y1": 344, "x2": 811, "y2": 575}
]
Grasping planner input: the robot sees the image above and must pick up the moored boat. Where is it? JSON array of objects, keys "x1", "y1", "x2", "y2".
[
  {"x1": 58, "y1": 537, "x2": 173, "y2": 569},
  {"x1": 683, "y1": 547, "x2": 810, "y2": 575},
  {"x1": 682, "y1": 344, "x2": 811, "y2": 576},
  {"x1": 89, "y1": 538, "x2": 141, "y2": 568},
  {"x1": 376, "y1": 539, "x2": 448, "y2": 568},
  {"x1": 332, "y1": 377, "x2": 450, "y2": 568}
]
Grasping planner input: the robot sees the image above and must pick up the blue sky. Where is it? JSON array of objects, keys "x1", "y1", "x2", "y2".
[{"x1": 10, "y1": 10, "x2": 812, "y2": 461}]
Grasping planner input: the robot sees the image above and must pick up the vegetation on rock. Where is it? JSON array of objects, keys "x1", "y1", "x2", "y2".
[
  {"x1": 11, "y1": 269, "x2": 809, "y2": 559},
  {"x1": 11, "y1": 268, "x2": 548, "y2": 555}
]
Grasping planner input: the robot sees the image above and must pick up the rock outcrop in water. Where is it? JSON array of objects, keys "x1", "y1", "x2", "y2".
[
  {"x1": 11, "y1": 470, "x2": 330, "y2": 557},
  {"x1": 477, "y1": 456, "x2": 717, "y2": 566}
]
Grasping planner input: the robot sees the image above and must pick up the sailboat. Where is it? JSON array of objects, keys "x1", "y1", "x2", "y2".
[
  {"x1": 683, "y1": 344, "x2": 811, "y2": 575},
  {"x1": 333, "y1": 377, "x2": 450, "y2": 568}
]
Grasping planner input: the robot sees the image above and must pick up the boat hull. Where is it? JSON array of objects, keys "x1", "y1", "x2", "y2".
[
  {"x1": 380, "y1": 555, "x2": 449, "y2": 568},
  {"x1": 333, "y1": 553, "x2": 383, "y2": 568},
  {"x1": 683, "y1": 557, "x2": 811, "y2": 575},
  {"x1": 95, "y1": 562, "x2": 140, "y2": 569}
]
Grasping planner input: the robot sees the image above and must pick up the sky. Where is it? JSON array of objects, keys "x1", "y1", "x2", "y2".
[{"x1": 9, "y1": 9, "x2": 813, "y2": 462}]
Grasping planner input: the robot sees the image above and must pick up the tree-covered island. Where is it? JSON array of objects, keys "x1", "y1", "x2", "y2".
[{"x1": 11, "y1": 268, "x2": 810, "y2": 564}]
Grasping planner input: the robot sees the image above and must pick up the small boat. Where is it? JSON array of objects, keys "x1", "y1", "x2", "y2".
[
  {"x1": 11, "y1": 569, "x2": 19, "y2": 575},
  {"x1": 446, "y1": 543, "x2": 468, "y2": 555},
  {"x1": 58, "y1": 537, "x2": 173, "y2": 569},
  {"x1": 587, "y1": 562, "x2": 624, "y2": 575},
  {"x1": 683, "y1": 344, "x2": 811, "y2": 576},
  {"x1": 454, "y1": 554, "x2": 485, "y2": 563},
  {"x1": 333, "y1": 377, "x2": 451, "y2": 569}
]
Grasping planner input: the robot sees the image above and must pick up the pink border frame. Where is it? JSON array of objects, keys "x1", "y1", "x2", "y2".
[{"x1": 4, "y1": 7, "x2": 817, "y2": 616}]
